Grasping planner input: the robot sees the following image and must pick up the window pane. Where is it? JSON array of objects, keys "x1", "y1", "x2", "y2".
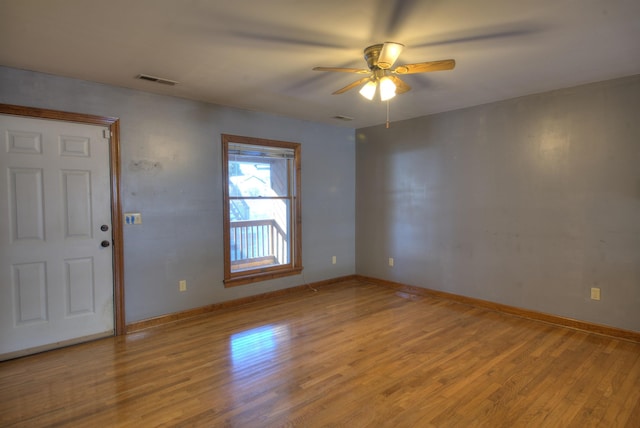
[
  {"x1": 222, "y1": 134, "x2": 302, "y2": 286},
  {"x1": 228, "y1": 158, "x2": 290, "y2": 197},
  {"x1": 229, "y1": 198, "x2": 291, "y2": 272}
]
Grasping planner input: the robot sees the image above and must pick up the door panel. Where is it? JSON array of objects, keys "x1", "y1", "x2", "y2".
[
  {"x1": 13, "y1": 262, "x2": 47, "y2": 324},
  {"x1": 62, "y1": 170, "x2": 92, "y2": 238},
  {"x1": 9, "y1": 168, "x2": 45, "y2": 241},
  {"x1": 0, "y1": 114, "x2": 114, "y2": 358},
  {"x1": 65, "y1": 257, "x2": 95, "y2": 315}
]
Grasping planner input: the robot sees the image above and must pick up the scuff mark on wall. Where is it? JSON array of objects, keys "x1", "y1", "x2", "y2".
[{"x1": 129, "y1": 159, "x2": 162, "y2": 173}]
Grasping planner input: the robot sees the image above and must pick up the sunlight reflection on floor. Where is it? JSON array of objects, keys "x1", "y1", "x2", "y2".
[{"x1": 230, "y1": 324, "x2": 291, "y2": 369}]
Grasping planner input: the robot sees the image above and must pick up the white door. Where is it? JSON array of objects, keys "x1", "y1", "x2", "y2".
[{"x1": 0, "y1": 114, "x2": 114, "y2": 359}]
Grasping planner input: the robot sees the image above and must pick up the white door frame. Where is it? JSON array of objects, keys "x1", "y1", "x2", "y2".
[{"x1": 0, "y1": 103, "x2": 125, "y2": 336}]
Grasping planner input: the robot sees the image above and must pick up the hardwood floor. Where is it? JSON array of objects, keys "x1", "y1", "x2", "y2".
[{"x1": 1, "y1": 279, "x2": 639, "y2": 427}]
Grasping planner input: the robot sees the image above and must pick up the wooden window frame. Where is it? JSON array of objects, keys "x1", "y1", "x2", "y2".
[{"x1": 222, "y1": 134, "x2": 303, "y2": 287}]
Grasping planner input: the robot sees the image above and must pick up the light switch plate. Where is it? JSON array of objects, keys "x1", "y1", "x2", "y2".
[{"x1": 124, "y1": 212, "x2": 142, "y2": 225}]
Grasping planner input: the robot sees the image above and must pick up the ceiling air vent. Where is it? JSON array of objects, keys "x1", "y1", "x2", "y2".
[
  {"x1": 136, "y1": 74, "x2": 179, "y2": 86},
  {"x1": 332, "y1": 115, "x2": 354, "y2": 121}
]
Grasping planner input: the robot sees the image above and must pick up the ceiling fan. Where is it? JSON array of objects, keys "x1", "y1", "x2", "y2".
[{"x1": 313, "y1": 42, "x2": 455, "y2": 101}]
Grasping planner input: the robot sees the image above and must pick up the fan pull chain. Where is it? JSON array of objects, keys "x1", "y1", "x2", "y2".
[{"x1": 386, "y1": 100, "x2": 390, "y2": 129}]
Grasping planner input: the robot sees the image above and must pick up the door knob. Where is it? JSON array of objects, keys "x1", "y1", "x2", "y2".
[
  {"x1": 101, "y1": 225, "x2": 109, "y2": 232},
  {"x1": 101, "y1": 240, "x2": 111, "y2": 248}
]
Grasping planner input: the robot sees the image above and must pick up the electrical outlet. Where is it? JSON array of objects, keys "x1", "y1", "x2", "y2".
[
  {"x1": 332, "y1": 256, "x2": 336, "y2": 265},
  {"x1": 590, "y1": 287, "x2": 600, "y2": 301},
  {"x1": 389, "y1": 257, "x2": 394, "y2": 267},
  {"x1": 179, "y1": 280, "x2": 187, "y2": 292}
]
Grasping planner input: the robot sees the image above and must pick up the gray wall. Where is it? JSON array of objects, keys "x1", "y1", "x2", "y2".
[
  {"x1": 0, "y1": 66, "x2": 356, "y2": 323},
  {"x1": 356, "y1": 75, "x2": 640, "y2": 332},
  {"x1": 3, "y1": 65, "x2": 638, "y2": 332}
]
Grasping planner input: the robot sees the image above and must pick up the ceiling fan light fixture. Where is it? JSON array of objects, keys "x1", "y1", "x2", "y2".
[
  {"x1": 379, "y1": 76, "x2": 396, "y2": 101},
  {"x1": 359, "y1": 80, "x2": 377, "y2": 100},
  {"x1": 377, "y1": 42, "x2": 404, "y2": 69},
  {"x1": 312, "y1": 42, "x2": 455, "y2": 104}
]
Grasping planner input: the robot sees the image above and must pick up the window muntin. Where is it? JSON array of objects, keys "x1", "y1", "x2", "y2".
[{"x1": 222, "y1": 135, "x2": 302, "y2": 286}]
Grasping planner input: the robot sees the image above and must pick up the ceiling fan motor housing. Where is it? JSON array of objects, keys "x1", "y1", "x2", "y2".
[{"x1": 364, "y1": 44, "x2": 384, "y2": 70}]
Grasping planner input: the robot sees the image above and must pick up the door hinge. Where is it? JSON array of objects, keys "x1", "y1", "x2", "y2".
[{"x1": 102, "y1": 129, "x2": 112, "y2": 139}]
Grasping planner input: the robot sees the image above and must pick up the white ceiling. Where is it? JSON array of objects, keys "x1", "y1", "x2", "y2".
[{"x1": 1, "y1": 0, "x2": 639, "y2": 128}]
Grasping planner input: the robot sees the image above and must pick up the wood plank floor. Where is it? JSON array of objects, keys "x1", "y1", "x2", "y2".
[{"x1": 1, "y1": 279, "x2": 639, "y2": 427}]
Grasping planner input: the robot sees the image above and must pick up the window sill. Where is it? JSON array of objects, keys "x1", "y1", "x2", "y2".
[{"x1": 223, "y1": 266, "x2": 303, "y2": 287}]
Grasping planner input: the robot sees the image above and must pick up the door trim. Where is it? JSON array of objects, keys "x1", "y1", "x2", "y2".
[{"x1": 0, "y1": 103, "x2": 125, "y2": 336}]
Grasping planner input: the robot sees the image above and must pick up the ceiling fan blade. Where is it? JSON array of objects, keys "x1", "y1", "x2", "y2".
[
  {"x1": 333, "y1": 77, "x2": 372, "y2": 95},
  {"x1": 389, "y1": 75, "x2": 411, "y2": 94},
  {"x1": 313, "y1": 67, "x2": 370, "y2": 74},
  {"x1": 410, "y1": 25, "x2": 541, "y2": 49},
  {"x1": 377, "y1": 42, "x2": 404, "y2": 69},
  {"x1": 393, "y1": 59, "x2": 456, "y2": 74},
  {"x1": 369, "y1": 0, "x2": 422, "y2": 41}
]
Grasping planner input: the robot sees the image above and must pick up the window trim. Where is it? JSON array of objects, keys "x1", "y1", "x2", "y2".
[{"x1": 221, "y1": 134, "x2": 303, "y2": 287}]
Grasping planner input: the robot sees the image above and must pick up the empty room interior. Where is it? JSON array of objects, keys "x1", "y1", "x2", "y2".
[{"x1": 1, "y1": 1, "x2": 639, "y2": 426}]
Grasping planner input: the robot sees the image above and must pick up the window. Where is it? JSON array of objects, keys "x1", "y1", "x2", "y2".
[{"x1": 222, "y1": 134, "x2": 302, "y2": 286}]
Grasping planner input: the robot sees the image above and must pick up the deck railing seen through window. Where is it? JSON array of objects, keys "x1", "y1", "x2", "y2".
[{"x1": 230, "y1": 219, "x2": 288, "y2": 271}]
